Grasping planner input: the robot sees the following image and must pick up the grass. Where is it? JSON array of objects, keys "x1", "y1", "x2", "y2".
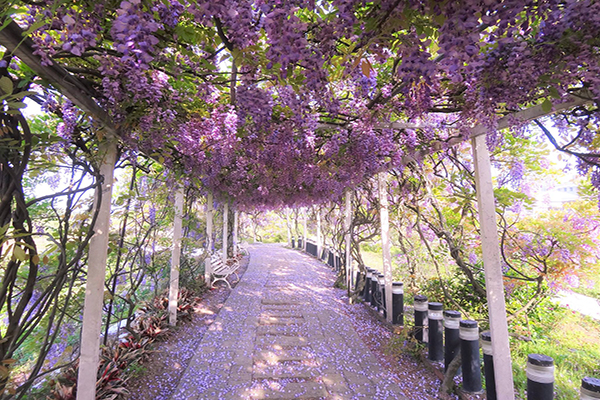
[
  {"x1": 330, "y1": 242, "x2": 598, "y2": 398},
  {"x1": 511, "y1": 304, "x2": 600, "y2": 399},
  {"x1": 359, "y1": 249, "x2": 383, "y2": 271}
]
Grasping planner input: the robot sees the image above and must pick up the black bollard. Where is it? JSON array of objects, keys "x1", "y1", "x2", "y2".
[
  {"x1": 527, "y1": 354, "x2": 554, "y2": 400},
  {"x1": 428, "y1": 302, "x2": 443, "y2": 362},
  {"x1": 443, "y1": 310, "x2": 461, "y2": 372},
  {"x1": 363, "y1": 269, "x2": 372, "y2": 303},
  {"x1": 460, "y1": 320, "x2": 482, "y2": 393},
  {"x1": 414, "y1": 295, "x2": 428, "y2": 343},
  {"x1": 355, "y1": 271, "x2": 362, "y2": 297},
  {"x1": 291, "y1": 237, "x2": 295, "y2": 248},
  {"x1": 364, "y1": 269, "x2": 373, "y2": 304},
  {"x1": 377, "y1": 273, "x2": 386, "y2": 317},
  {"x1": 481, "y1": 331, "x2": 496, "y2": 400},
  {"x1": 581, "y1": 377, "x2": 600, "y2": 399},
  {"x1": 392, "y1": 282, "x2": 404, "y2": 326},
  {"x1": 370, "y1": 272, "x2": 379, "y2": 309}
]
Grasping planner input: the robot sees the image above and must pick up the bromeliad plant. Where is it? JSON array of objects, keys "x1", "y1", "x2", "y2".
[{"x1": 49, "y1": 286, "x2": 202, "y2": 399}]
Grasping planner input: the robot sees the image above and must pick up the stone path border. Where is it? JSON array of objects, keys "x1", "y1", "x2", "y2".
[{"x1": 171, "y1": 243, "x2": 407, "y2": 399}]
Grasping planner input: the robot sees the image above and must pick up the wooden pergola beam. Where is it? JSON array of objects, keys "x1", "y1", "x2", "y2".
[
  {"x1": 0, "y1": 20, "x2": 117, "y2": 138},
  {"x1": 381, "y1": 91, "x2": 593, "y2": 165}
]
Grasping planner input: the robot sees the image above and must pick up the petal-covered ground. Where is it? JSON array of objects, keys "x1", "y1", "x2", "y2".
[{"x1": 127, "y1": 244, "x2": 470, "y2": 399}]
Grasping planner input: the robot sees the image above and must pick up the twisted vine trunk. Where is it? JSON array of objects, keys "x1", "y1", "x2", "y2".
[{"x1": 0, "y1": 112, "x2": 38, "y2": 396}]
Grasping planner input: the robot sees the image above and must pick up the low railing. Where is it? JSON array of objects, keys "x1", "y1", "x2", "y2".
[
  {"x1": 292, "y1": 240, "x2": 600, "y2": 400},
  {"x1": 291, "y1": 236, "x2": 342, "y2": 272}
]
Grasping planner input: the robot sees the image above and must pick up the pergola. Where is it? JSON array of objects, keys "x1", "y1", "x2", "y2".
[{"x1": 1, "y1": 9, "x2": 596, "y2": 400}]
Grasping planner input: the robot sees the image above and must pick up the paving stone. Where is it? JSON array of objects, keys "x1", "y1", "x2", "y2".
[
  {"x1": 171, "y1": 244, "x2": 406, "y2": 400},
  {"x1": 260, "y1": 310, "x2": 304, "y2": 318},
  {"x1": 256, "y1": 335, "x2": 310, "y2": 347},
  {"x1": 252, "y1": 364, "x2": 318, "y2": 379},
  {"x1": 261, "y1": 299, "x2": 306, "y2": 306},
  {"x1": 260, "y1": 304, "x2": 302, "y2": 312},
  {"x1": 258, "y1": 316, "x2": 305, "y2": 325},
  {"x1": 256, "y1": 325, "x2": 308, "y2": 336},
  {"x1": 244, "y1": 381, "x2": 328, "y2": 399},
  {"x1": 254, "y1": 349, "x2": 316, "y2": 363},
  {"x1": 321, "y1": 373, "x2": 349, "y2": 392}
]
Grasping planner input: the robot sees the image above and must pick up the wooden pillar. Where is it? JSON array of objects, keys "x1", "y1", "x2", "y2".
[
  {"x1": 233, "y1": 208, "x2": 239, "y2": 254},
  {"x1": 168, "y1": 185, "x2": 184, "y2": 326},
  {"x1": 378, "y1": 172, "x2": 393, "y2": 323},
  {"x1": 316, "y1": 207, "x2": 322, "y2": 257},
  {"x1": 344, "y1": 189, "x2": 353, "y2": 294},
  {"x1": 472, "y1": 134, "x2": 515, "y2": 400},
  {"x1": 222, "y1": 201, "x2": 229, "y2": 261},
  {"x1": 302, "y1": 208, "x2": 308, "y2": 251},
  {"x1": 205, "y1": 191, "x2": 213, "y2": 284},
  {"x1": 76, "y1": 141, "x2": 117, "y2": 400},
  {"x1": 285, "y1": 208, "x2": 292, "y2": 247}
]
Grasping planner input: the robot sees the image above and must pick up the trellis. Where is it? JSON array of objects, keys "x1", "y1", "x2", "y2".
[{"x1": 1, "y1": 18, "x2": 595, "y2": 400}]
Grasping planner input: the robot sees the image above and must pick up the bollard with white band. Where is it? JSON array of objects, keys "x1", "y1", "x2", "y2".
[
  {"x1": 370, "y1": 271, "x2": 379, "y2": 309},
  {"x1": 414, "y1": 295, "x2": 428, "y2": 343},
  {"x1": 375, "y1": 273, "x2": 384, "y2": 313},
  {"x1": 460, "y1": 319, "x2": 482, "y2": 393},
  {"x1": 527, "y1": 354, "x2": 554, "y2": 400},
  {"x1": 481, "y1": 331, "x2": 496, "y2": 400},
  {"x1": 364, "y1": 269, "x2": 373, "y2": 304},
  {"x1": 392, "y1": 282, "x2": 404, "y2": 326},
  {"x1": 581, "y1": 377, "x2": 600, "y2": 400},
  {"x1": 428, "y1": 302, "x2": 444, "y2": 362},
  {"x1": 378, "y1": 273, "x2": 386, "y2": 318},
  {"x1": 443, "y1": 310, "x2": 461, "y2": 372}
]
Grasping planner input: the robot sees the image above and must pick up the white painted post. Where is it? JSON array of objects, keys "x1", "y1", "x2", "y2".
[
  {"x1": 76, "y1": 141, "x2": 117, "y2": 400},
  {"x1": 168, "y1": 186, "x2": 184, "y2": 326},
  {"x1": 344, "y1": 189, "x2": 353, "y2": 293},
  {"x1": 222, "y1": 201, "x2": 229, "y2": 261},
  {"x1": 316, "y1": 207, "x2": 322, "y2": 258},
  {"x1": 378, "y1": 172, "x2": 393, "y2": 323},
  {"x1": 233, "y1": 209, "x2": 239, "y2": 254},
  {"x1": 285, "y1": 208, "x2": 292, "y2": 247},
  {"x1": 205, "y1": 191, "x2": 213, "y2": 285},
  {"x1": 472, "y1": 134, "x2": 515, "y2": 400},
  {"x1": 302, "y1": 208, "x2": 308, "y2": 251}
]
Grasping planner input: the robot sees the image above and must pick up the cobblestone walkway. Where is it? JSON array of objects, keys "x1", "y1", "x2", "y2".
[{"x1": 171, "y1": 243, "x2": 407, "y2": 399}]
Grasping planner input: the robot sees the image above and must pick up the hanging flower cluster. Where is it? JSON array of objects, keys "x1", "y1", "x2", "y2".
[{"x1": 11, "y1": 0, "x2": 600, "y2": 207}]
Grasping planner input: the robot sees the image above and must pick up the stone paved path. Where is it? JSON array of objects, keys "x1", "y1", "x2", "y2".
[{"x1": 171, "y1": 243, "x2": 407, "y2": 399}]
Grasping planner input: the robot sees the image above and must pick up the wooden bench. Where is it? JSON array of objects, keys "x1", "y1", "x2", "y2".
[{"x1": 210, "y1": 253, "x2": 240, "y2": 289}]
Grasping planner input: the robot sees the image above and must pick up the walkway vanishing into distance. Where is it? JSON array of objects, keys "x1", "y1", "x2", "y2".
[{"x1": 171, "y1": 244, "x2": 407, "y2": 399}]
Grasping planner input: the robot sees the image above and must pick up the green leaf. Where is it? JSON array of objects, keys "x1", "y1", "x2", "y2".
[
  {"x1": 0, "y1": 223, "x2": 9, "y2": 237},
  {"x1": 22, "y1": 20, "x2": 45, "y2": 37},
  {"x1": 13, "y1": 246, "x2": 27, "y2": 261},
  {"x1": 541, "y1": 98, "x2": 553, "y2": 113},
  {"x1": 7, "y1": 101, "x2": 27, "y2": 109},
  {"x1": 0, "y1": 76, "x2": 13, "y2": 95},
  {"x1": 10, "y1": 90, "x2": 37, "y2": 100},
  {"x1": 548, "y1": 86, "x2": 561, "y2": 99}
]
